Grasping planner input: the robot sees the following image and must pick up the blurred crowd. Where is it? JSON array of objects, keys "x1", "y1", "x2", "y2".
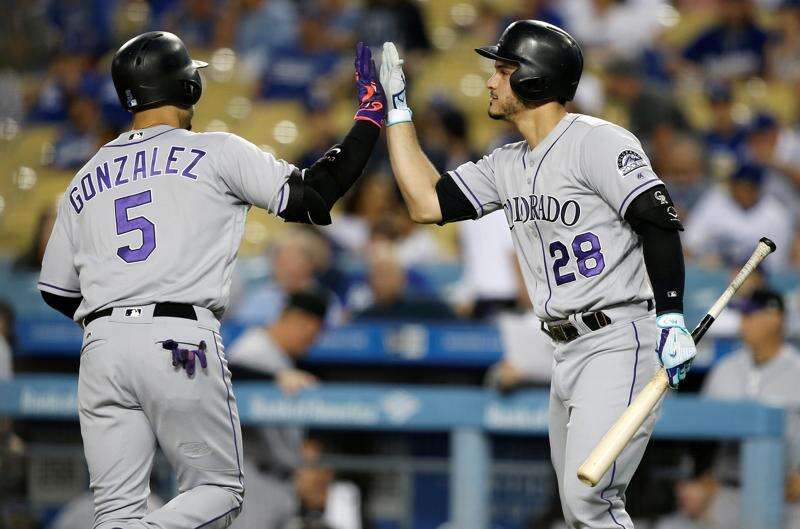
[{"x1": 3, "y1": 0, "x2": 800, "y2": 528}]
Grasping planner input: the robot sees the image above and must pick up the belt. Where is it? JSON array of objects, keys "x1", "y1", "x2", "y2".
[
  {"x1": 541, "y1": 311, "x2": 612, "y2": 343},
  {"x1": 83, "y1": 302, "x2": 197, "y2": 327}
]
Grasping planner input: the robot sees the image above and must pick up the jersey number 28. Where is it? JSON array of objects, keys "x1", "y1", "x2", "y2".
[
  {"x1": 115, "y1": 191, "x2": 156, "y2": 263},
  {"x1": 549, "y1": 232, "x2": 605, "y2": 286}
]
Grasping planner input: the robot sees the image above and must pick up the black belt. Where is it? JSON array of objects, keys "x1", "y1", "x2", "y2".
[
  {"x1": 542, "y1": 311, "x2": 612, "y2": 343},
  {"x1": 83, "y1": 303, "x2": 197, "y2": 327}
]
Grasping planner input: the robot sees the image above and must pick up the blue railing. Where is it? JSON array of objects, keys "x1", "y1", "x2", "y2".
[{"x1": 0, "y1": 376, "x2": 785, "y2": 529}]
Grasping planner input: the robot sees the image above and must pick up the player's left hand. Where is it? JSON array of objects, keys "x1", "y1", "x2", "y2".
[
  {"x1": 655, "y1": 313, "x2": 696, "y2": 389},
  {"x1": 354, "y1": 41, "x2": 386, "y2": 128}
]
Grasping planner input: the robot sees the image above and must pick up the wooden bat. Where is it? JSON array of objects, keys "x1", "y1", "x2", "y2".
[{"x1": 576, "y1": 237, "x2": 777, "y2": 487}]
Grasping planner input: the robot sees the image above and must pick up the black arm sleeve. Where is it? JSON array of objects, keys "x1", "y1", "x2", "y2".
[
  {"x1": 625, "y1": 185, "x2": 685, "y2": 315},
  {"x1": 280, "y1": 120, "x2": 379, "y2": 225},
  {"x1": 41, "y1": 291, "x2": 82, "y2": 321},
  {"x1": 435, "y1": 174, "x2": 478, "y2": 224}
]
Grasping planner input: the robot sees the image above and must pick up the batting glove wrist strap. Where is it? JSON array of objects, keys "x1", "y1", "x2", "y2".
[
  {"x1": 387, "y1": 108, "x2": 413, "y2": 126},
  {"x1": 656, "y1": 312, "x2": 687, "y2": 330}
]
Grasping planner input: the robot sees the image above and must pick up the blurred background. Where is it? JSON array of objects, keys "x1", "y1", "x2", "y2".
[{"x1": 1, "y1": 0, "x2": 800, "y2": 528}]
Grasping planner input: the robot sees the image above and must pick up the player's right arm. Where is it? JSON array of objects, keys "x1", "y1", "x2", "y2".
[
  {"x1": 217, "y1": 43, "x2": 386, "y2": 225},
  {"x1": 381, "y1": 42, "x2": 500, "y2": 225}
]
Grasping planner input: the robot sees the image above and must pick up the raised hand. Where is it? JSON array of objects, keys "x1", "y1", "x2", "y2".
[{"x1": 354, "y1": 42, "x2": 386, "y2": 127}]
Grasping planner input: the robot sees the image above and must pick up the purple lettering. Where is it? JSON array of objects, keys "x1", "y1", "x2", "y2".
[
  {"x1": 149, "y1": 147, "x2": 162, "y2": 177},
  {"x1": 69, "y1": 186, "x2": 83, "y2": 214},
  {"x1": 80, "y1": 173, "x2": 96, "y2": 201},
  {"x1": 165, "y1": 146, "x2": 184, "y2": 174},
  {"x1": 114, "y1": 155, "x2": 128, "y2": 185},
  {"x1": 182, "y1": 149, "x2": 206, "y2": 180},
  {"x1": 96, "y1": 162, "x2": 111, "y2": 192},
  {"x1": 132, "y1": 150, "x2": 146, "y2": 181}
]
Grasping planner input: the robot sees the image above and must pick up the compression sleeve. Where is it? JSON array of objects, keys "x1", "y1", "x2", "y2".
[
  {"x1": 625, "y1": 185, "x2": 685, "y2": 315},
  {"x1": 435, "y1": 173, "x2": 479, "y2": 224},
  {"x1": 279, "y1": 120, "x2": 379, "y2": 225},
  {"x1": 41, "y1": 291, "x2": 82, "y2": 321}
]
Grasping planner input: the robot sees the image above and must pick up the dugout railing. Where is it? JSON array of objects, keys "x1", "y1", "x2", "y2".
[{"x1": 0, "y1": 376, "x2": 785, "y2": 529}]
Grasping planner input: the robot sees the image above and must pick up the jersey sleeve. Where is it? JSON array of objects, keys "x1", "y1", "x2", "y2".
[
  {"x1": 38, "y1": 197, "x2": 81, "y2": 298},
  {"x1": 580, "y1": 124, "x2": 664, "y2": 219},
  {"x1": 216, "y1": 134, "x2": 298, "y2": 214},
  {"x1": 445, "y1": 150, "x2": 503, "y2": 219}
]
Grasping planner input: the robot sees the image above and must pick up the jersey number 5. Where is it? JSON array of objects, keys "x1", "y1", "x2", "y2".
[
  {"x1": 115, "y1": 191, "x2": 156, "y2": 263},
  {"x1": 549, "y1": 232, "x2": 605, "y2": 286}
]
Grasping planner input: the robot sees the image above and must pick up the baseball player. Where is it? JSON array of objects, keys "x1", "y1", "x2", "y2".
[
  {"x1": 380, "y1": 21, "x2": 697, "y2": 528},
  {"x1": 37, "y1": 32, "x2": 385, "y2": 529}
]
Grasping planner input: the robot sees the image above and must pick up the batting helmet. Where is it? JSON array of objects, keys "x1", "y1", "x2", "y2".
[
  {"x1": 112, "y1": 31, "x2": 208, "y2": 113},
  {"x1": 476, "y1": 20, "x2": 583, "y2": 104}
]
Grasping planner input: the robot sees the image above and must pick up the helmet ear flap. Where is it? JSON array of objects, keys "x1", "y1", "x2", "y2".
[
  {"x1": 510, "y1": 70, "x2": 548, "y2": 103},
  {"x1": 182, "y1": 78, "x2": 202, "y2": 106}
]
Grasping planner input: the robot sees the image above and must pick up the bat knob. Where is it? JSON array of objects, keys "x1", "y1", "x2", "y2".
[{"x1": 759, "y1": 237, "x2": 777, "y2": 253}]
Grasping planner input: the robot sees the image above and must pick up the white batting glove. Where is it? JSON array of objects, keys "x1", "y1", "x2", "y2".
[
  {"x1": 655, "y1": 313, "x2": 697, "y2": 389},
  {"x1": 380, "y1": 42, "x2": 412, "y2": 126}
]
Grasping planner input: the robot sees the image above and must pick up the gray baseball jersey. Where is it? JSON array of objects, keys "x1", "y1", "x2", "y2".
[
  {"x1": 446, "y1": 113, "x2": 664, "y2": 528},
  {"x1": 38, "y1": 124, "x2": 296, "y2": 321},
  {"x1": 448, "y1": 113, "x2": 663, "y2": 321}
]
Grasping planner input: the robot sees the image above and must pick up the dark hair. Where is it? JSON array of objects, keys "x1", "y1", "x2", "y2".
[{"x1": 285, "y1": 289, "x2": 330, "y2": 319}]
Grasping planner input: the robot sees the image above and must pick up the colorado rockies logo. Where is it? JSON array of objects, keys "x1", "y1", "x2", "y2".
[{"x1": 617, "y1": 149, "x2": 648, "y2": 176}]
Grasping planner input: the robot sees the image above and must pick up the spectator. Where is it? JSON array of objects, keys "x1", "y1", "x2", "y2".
[
  {"x1": 561, "y1": 0, "x2": 668, "y2": 60},
  {"x1": 702, "y1": 83, "x2": 748, "y2": 179},
  {"x1": 292, "y1": 438, "x2": 363, "y2": 529},
  {"x1": 452, "y1": 211, "x2": 518, "y2": 320},
  {"x1": 14, "y1": 206, "x2": 56, "y2": 272},
  {"x1": 260, "y1": 17, "x2": 342, "y2": 106},
  {"x1": 685, "y1": 163, "x2": 794, "y2": 270},
  {"x1": 702, "y1": 288, "x2": 800, "y2": 528},
  {"x1": 27, "y1": 53, "x2": 93, "y2": 123},
  {"x1": 51, "y1": 94, "x2": 105, "y2": 169},
  {"x1": 767, "y1": 0, "x2": 800, "y2": 82},
  {"x1": 653, "y1": 466, "x2": 740, "y2": 529},
  {"x1": 159, "y1": 0, "x2": 221, "y2": 48},
  {"x1": 321, "y1": 173, "x2": 401, "y2": 256},
  {"x1": 231, "y1": 0, "x2": 299, "y2": 78},
  {"x1": 682, "y1": 0, "x2": 769, "y2": 81},
  {"x1": 358, "y1": 0, "x2": 430, "y2": 54},
  {"x1": 0, "y1": 300, "x2": 14, "y2": 381},
  {"x1": 227, "y1": 290, "x2": 331, "y2": 529},
  {"x1": 744, "y1": 113, "x2": 800, "y2": 213},
  {"x1": 351, "y1": 242, "x2": 455, "y2": 321},
  {"x1": 603, "y1": 57, "x2": 688, "y2": 147},
  {"x1": 658, "y1": 135, "x2": 709, "y2": 219},
  {"x1": 229, "y1": 227, "x2": 343, "y2": 326}
]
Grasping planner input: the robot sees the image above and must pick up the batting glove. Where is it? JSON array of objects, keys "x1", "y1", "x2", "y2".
[
  {"x1": 655, "y1": 313, "x2": 696, "y2": 389},
  {"x1": 354, "y1": 42, "x2": 386, "y2": 128},
  {"x1": 380, "y1": 42, "x2": 412, "y2": 126},
  {"x1": 163, "y1": 339, "x2": 208, "y2": 378}
]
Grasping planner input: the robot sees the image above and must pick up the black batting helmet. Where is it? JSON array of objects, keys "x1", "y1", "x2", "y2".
[
  {"x1": 476, "y1": 20, "x2": 583, "y2": 104},
  {"x1": 112, "y1": 31, "x2": 208, "y2": 113}
]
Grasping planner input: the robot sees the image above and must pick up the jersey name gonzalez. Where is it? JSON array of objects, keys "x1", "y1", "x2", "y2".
[
  {"x1": 503, "y1": 193, "x2": 581, "y2": 228},
  {"x1": 69, "y1": 145, "x2": 207, "y2": 214}
]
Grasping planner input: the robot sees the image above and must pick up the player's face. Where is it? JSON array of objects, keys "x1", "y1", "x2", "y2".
[{"x1": 486, "y1": 61, "x2": 525, "y2": 121}]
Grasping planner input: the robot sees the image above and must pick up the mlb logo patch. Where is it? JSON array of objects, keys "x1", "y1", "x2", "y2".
[
  {"x1": 125, "y1": 308, "x2": 143, "y2": 318},
  {"x1": 128, "y1": 131, "x2": 144, "y2": 140},
  {"x1": 617, "y1": 149, "x2": 648, "y2": 176}
]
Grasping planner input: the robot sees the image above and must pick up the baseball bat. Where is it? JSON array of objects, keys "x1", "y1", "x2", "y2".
[{"x1": 576, "y1": 237, "x2": 777, "y2": 487}]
